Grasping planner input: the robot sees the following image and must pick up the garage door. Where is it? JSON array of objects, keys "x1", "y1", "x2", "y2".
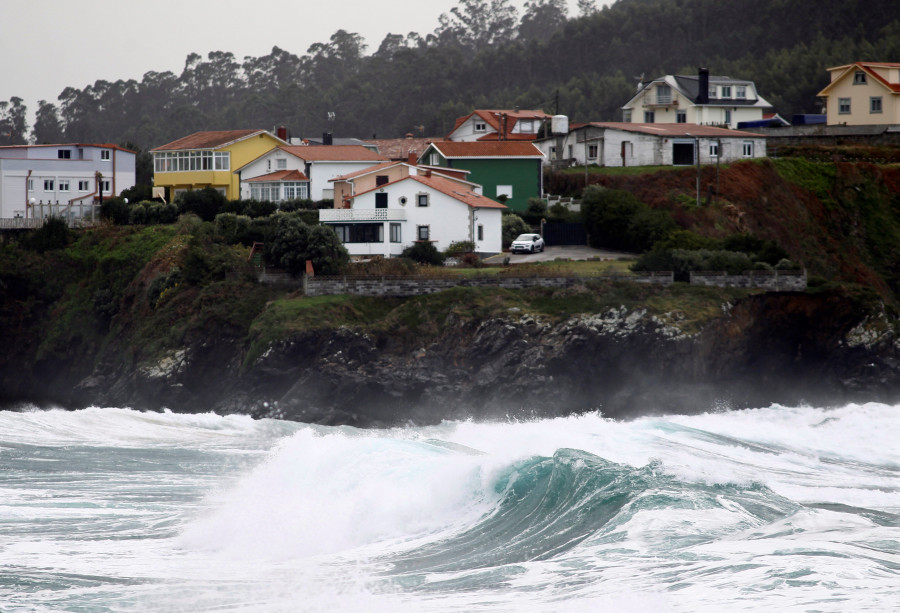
[{"x1": 672, "y1": 142, "x2": 695, "y2": 166}]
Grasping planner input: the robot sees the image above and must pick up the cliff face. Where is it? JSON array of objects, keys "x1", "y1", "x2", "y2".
[{"x1": 38, "y1": 291, "x2": 897, "y2": 428}]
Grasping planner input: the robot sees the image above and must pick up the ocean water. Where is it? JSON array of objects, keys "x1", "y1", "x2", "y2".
[{"x1": 1, "y1": 404, "x2": 898, "y2": 612}]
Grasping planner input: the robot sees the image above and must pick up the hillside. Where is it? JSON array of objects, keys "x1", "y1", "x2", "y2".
[{"x1": 1, "y1": 159, "x2": 899, "y2": 423}]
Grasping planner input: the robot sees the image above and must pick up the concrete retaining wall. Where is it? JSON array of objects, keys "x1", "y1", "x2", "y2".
[{"x1": 689, "y1": 270, "x2": 807, "y2": 291}]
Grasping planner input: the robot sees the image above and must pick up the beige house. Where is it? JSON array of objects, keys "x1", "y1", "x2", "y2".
[
  {"x1": 329, "y1": 158, "x2": 473, "y2": 207},
  {"x1": 817, "y1": 62, "x2": 900, "y2": 126},
  {"x1": 621, "y1": 68, "x2": 772, "y2": 129}
]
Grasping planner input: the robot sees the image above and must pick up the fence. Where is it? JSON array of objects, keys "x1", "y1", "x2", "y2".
[{"x1": 689, "y1": 270, "x2": 807, "y2": 291}]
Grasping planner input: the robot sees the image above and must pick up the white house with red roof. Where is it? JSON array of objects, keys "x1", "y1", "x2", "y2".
[
  {"x1": 534, "y1": 122, "x2": 766, "y2": 168},
  {"x1": 0, "y1": 143, "x2": 135, "y2": 222},
  {"x1": 446, "y1": 109, "x2": 552, "y2": 142},
  {"x1": 235, "y1": 145, "x2": 388, "y2": 202},
  {"x1": 320, "y1": 168, "x2": 506, "y2": 257},
  {"x1": 817, "y1": 62, "x2": 900, "y2": 126}
]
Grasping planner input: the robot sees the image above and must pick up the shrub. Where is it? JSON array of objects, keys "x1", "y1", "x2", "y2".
[
  {"x1": 445, "y1": 240, "x2": 475, "y2": 256},
  {"x1": 502, "y1": 213, "x2": 530, "y2": 248},
  {"x1": 100, "y1": 197, "x2": 130, "y2": 225},
  {"x1": 401, "y1": 241, "x2": 445, "y2": 266},
  {"x1": 775, "y1": 258, "x2": 801, "y2": 271},
  {"x1": 24, "y1": 216, "x2": 70, "y2": 252},
  {"x1": 631, "y1": 248, "x2": 755, "y2": 282},
  {"x1": 582, "y1": 185, "x2": 676, "y2": 253},
  {"x1": 264, "y1": 214, "x2": 349, "y2": 276},
  {"x1": 178, "y1": 187, "x2": 225, "y2": 222}
]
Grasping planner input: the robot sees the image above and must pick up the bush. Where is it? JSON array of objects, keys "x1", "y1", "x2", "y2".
[
  {"x1": 502, "y1": 213, "x2": 530, "y2": 248},
  {"x1": 178, "y1": 187, "x2": 225, "y2": 222},
  {"x1": 582, "y1": 185, "x2": 676, "y2": 253},
  {"x1": 24, "y1": 216, "x2": 70, "y2": 252},
  {"x1": 401, "y1": 241, "x2": 445, "y2": 266},
  {"x1": 100, "y1": 197, "x2": 130, "y2": 225},
  {"x1": 146, "y1": 202, "x2": 178, "y2": 224},
  {"x1": 264, "y1": 214, "x2": 349, "y2": 276},
  {"x1": 128, "y1": 203, "x2": 148, "y2": 225},
  {"x1": 631, "y1": 248, "x2": 755, "y2": 282},
  {"x1": 445, "y1": 240, "x2": 475, "y2": 256}
]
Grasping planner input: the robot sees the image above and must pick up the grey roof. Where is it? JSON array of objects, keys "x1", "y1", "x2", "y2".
[{"x1": 671, "y1": 75, "x2": 762, "y2": 106}]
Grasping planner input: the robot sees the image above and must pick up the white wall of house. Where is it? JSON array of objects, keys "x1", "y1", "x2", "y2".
[
  {"x1": 535, "y1": 128, "x2": 766, "y2": 168},
  {"x1": 320, "y1": 179, "x2": 503, "y2": 258},
  {"x1": 448, "y1": 116, "x2": 495, "y2": 141},
  {"x1": 238, "y1": 150, "x2": 384, "y2": 201},
  {"x1": 0, "y1": 145, "x2": 135, "y2": 219}
]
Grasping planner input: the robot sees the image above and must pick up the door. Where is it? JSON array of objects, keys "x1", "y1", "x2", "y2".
[
  {"x1": 672, "y1": 142, "x2": 695, "y2": 166},
  {"x1": 375, "y1": 192, "x2": 388, "y2": 208}
]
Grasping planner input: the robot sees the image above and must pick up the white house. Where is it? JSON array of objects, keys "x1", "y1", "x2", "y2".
[
  {"x1": 0, "y1": 143, "x2": 136, "y2": 221},
  {"x1": 235, "y1": 145, "x2": 388, "y2": 202},
  {"x1": 319, "y1": 170, "x2": 506, "y2": 258},
  {"x1": 622, "y1": 68, "x2": 773, "y2": 129},
  {"x1": 446, "y1": 109, "x2": 552, "y2": 142},
  {"x1": 534, "y1": 122, "x2": 767, "y2": 168}
]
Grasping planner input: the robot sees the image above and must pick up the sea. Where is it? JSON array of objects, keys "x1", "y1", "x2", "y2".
[{"x1": 1, "y1": 403, "x2": 898, "y2": 612}]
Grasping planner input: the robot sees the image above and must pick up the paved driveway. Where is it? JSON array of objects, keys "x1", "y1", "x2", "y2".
[{"x1": 485, "y1": 245, "x2": 635, "y2": 264}]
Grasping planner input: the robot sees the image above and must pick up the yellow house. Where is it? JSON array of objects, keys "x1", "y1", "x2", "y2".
[
  {"x1": 151, "y1": 129, "x2": 286, "y2": 200},
  {"x1": 817, "y1": 62, "x2": 900, "y2": 126}
]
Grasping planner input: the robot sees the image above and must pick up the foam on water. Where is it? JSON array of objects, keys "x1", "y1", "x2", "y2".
[{"x1": 1, "y1": 403, "x2": 898, "y2": 612}]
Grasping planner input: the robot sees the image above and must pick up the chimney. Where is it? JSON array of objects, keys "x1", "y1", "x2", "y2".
[
  {"x1": 277, "y1": 126, "x2": 288, "y2": 141},
  {"x1": 323, "y1": 132, "x2": 333, "y2": 145},
  {"x1": 408, "y1": 151, "x2": 417, "y2": 165},
  {"x1": 424, "y1": 169, "x2": 431, "y2": 177},
  {"x1": 697, "y1": 67, "x2": 710, "y2": 104}
]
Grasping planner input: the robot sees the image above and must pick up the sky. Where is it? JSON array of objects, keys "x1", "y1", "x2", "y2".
[{"x1": 0, "y1": 0, "x2": 612, "y2": 129}]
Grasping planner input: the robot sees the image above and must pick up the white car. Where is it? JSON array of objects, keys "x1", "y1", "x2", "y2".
[{"x1": 510, "y1": 233, "x2": 545, "y2": 254}]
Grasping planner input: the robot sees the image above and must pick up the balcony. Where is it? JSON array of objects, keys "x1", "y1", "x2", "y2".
[
  {"x1": 319, "y1": 208, "x2": 407, "y2": 222},
  {"x1": 645, "y1": 95, "x2": 678, "y2": 107}
]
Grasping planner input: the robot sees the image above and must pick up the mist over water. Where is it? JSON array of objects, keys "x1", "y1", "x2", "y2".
[{"x1": 1, "y1": 404, "x2": 898, "y2": 612}]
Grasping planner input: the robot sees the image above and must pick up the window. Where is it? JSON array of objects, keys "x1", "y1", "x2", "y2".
[
  {"x1": 517, "y1": 119, "x2": 535, "y2": 133},
  {"x1": 622, "y1": 110, "x2": 632, "y2": 122},
  {"x1": 78, "y1": 180, "x2": 90, "y2": 191},
  {"x1": 567, "y1": 145, "x2": 573, "y2": 158},
  {"x1": 267, "y1": 160, "x2": 271, "y2": 171},
  {"x1": 417, "y1": 225, "x2": 430, "y2": 241},
  {"x1": 101, "y1": 150, "x2": 111, "y2": 160},
  {"x1": 375, "y1": 175, "x2": 389, "y2": 186},
  {"x1": 708, "y1": 87, "x2": 717, "y2": 99},
  {"x1": 214, "y1": 151, "x2": 230, "y2": 170},
  {"x1": 28, "y1": 179, "x2": 34, "y2": 191},
  {"x1": 644, "y1": 111, "x2": 655, "y2": 123},
  {"x1": 496, "y1": 185, "x2": 513, "y2": 199},
  {"x1": 656, "y1": 84, "x2": 671, "y2": 104},
  {"x1": 429, "y1": 153, "x2": 439, "y2": 165},
  {"x1": 736, "y1": 85, "x2": 747, "y2": 99},
  {"x1": 101, "y1": 180, "x2": 111, "y2": 193},
  {"x1": 853, "y1": 71, "x2": 867, "y2": 85},
  {"x1": 549, "y1": 146, "x2": 557, "y2": 160},
  {"x1": 839, "y1": 98, "x2": 851, "y2": 114},
  {"x1": 725, "y1": 109, "x2": 732, "y2": 125},
  {"x1": 742, "y1": 141, "x2": 754, "y2": 157},
  {"x1": 58, "y1": 180, "x2": 70, "y2": 192},
  {"x1": 676, "y1": 110, "x2": 687, "y2": 123},
  {"x1": 477, "y1": 224, "x2": 484, "y2": 241},
  {"x1": 283, "y1": 182, "x2": 307, "y2": 200},
  {"x1": 276, "y1": 158, "x2": 287, "y2": 170},
  {"x1": 474, "y1": 121, "x2": 486, "y2": 132},
  {"x1": 587, "y1": 144, "x2": 598, "y2": 159},
  {"x1": 332, "y1": 223, "x2": 383, "y2": 243},
  {"x1": 44, "y1": 179, "x2": 54, "y2": 191},
  {"x1": 58, "y1": 149, "x2": 71, "y2": 159},
  {"x1": 871, "y1": 96, "x2": 883, "y2": 114},
  {"x1": 721, "y1": 85, "x2": 732, "y2": 98},
  {"x1": 376, "y1": 193, "x2": 388, "y2": 209},
  {"x1": 390, "y1": 223, "x2": 401, "y2": 243},
  {"x1": 251, "y1": 182, "x2": 281, "y2": 201},
  {"x1": 709, "y1": 143, "x2": 719, "y2": 157},
  {"x1": 417, "y1": 193, "x2": 429, "y2": 207}
]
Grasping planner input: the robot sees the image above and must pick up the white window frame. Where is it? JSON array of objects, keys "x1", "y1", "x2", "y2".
[
  {"x1": 390, "y1": 223, "x2": 401, "y2": 243},
  {"x1": 214, "y1": 151, "x2": 230, "y2": 170},
  {"x1": 736, "y1": 85, "x2": 747, "y2": 99},
  {"x1": 101, "y1": 150, "x2": 111, "y2": 160},
  {"x1": 101, "y1": 180, "x2": 111, "y2": 194},
  {"x1": 587, "y1": 144, "x2": 598, "y2": 159},
  {"x1": 853, "y1": 71, "x2": 867, "y2": 85},
  {"x1": 43, "y1": 179, "x2": 54, "y2": 191},
  {"x1": 656, "y1": 84, "x2": 671, "y2": 104},
  {"x1": 58, "y1": 149, "x2": 71, "y2": 159},
  {"x1": 474, "y1": 121, "x2": 487, "y2": 132},
  {"x1": 676, "y1": 110, "x2": 687, "y2": 123},
  {"x1": 742, "y1": 141, "x2": 754, "y2": 157},
  {"x1": 58, "y1": 179, "x2": 70, "y2": 192},
  {"x1": 428, "y1": 153, "x2": 439, "y2": 165},
  {"x1": 28, "y1": 179, "x2": 34, "y2": 192},
  {"x1": 709, "y1": 143, "x2": 719, "y2": 157},
  {"x1": 276, "y1": 158, "x2": 287, "y2": 170},
  {"x1": 78, "y1": 180, "x2": 91, "y2": 191}
]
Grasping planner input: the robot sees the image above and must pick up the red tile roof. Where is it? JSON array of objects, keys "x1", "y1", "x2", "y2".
[
  {"x1": 428, "y1": 141, "x2": 545, "y2": 158},
  {"x1": 349, "y1": 174, "x2": 506, "y2": 209},
  {"x1": 329, "y1": 161, "x2": 405, "y2": 182},
  {"x1": 246, "y1": 169, "x2": 309, "y2": 182},
  {"x1": 279, "y1": 145, "x2": 388, "y2": 162},
  {"x1": 151, "y1": 129, "x2": 273, "y2": 151},
  {"x1": 449, "y1": 109, "x2": 552, "y2": 140},
  {"x1": 364, "y1": 137, "x2": 436, "y2": 160}
]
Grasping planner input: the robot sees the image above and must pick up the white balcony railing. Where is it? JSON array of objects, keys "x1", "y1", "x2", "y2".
[{"x1": 319, "y1": 208, "x2": 407, "y2": 222}]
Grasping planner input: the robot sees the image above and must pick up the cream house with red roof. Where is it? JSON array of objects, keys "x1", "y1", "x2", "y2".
[
  {"x1": 236, "y1": 145, "x2": 388, "y2": 202},
  {"x1": 817, "y1": 62, "x2": 900, "y2": 126},
  {"x1": 446, "y1": 109, "x2": 552, "y2": 142},
  {"x1": 320, "y1": 168, "x2": 506, "y2": 257},
  {"x1": 151, "y1": 129, "x2": 286, "y2": 201}
]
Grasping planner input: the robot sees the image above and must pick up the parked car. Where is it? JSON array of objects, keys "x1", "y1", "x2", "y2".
[{"x1": 510, "y1": 233, "x2": 545, "y2": 253}]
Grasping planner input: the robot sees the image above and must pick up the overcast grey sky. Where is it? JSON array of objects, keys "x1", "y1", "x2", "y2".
[{"x1": 1, "y1": 0, "x2": 610, "y2": 127}]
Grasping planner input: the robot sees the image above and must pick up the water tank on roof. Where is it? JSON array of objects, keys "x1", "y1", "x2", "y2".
[{"x1": 551, "y1": 115, "x2": 569, "y2": 135}]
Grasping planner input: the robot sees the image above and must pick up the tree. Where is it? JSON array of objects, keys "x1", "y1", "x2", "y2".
[
  {"x1": 433, "y1": 0, "x2": 519, "y2": 51},
  {"x1": 32, "y1": 100, "x2": 64, "y2": 144},
  {"x1": 265, "y1": 215, "x2": 349, "y2": 276},
  {"x1": 178, "y1": 187, "x2": 226, "y2": 222},
  {"x1": 0, "y1": 97, "x2": 28, "y2": 145},
  {"x1": 576, "y1": 0, "x2": 598, "y2": 17},
  {"x1": 519, "y1": 0, "x2": 568, "y2": 42}
]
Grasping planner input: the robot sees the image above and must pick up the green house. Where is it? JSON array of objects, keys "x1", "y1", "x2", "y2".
[{"x1": 418, "y1": 141, "x2": 545, "y2": 213}]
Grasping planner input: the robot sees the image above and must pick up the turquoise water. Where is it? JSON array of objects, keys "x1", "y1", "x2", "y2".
[{"x1": 1, "y1": 404, "x2": 898, "y2": 612}]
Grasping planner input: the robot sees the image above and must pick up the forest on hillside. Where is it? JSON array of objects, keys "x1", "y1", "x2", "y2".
[{"x1": 2, "y1": 0, "x2": 899, "y2": 154}]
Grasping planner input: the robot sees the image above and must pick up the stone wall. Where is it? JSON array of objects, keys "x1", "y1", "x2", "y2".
[
  {"x1": 689, "y1": 270, "x2": 807, "y2": 291},
  {"x1": 303, "y1": 272, "x2": 674, "y2": 297}
]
